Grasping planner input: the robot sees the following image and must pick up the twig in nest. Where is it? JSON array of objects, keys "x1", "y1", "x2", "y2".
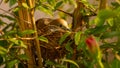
[{"x1": 41, "y1": 25, "x2": 67, "y2": 36}]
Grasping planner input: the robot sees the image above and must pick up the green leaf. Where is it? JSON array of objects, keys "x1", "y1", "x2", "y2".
[
  {"x1": 107, "y1": 18, "x2": 114, "y2": 26},
  {"x1": 21, "y1": 30, "x2": 36, "y2": 36},
  {"x1": 9, "y1": 39, "x2": 27, "y2": 48},
  {"x1": 74, "y1": 31, "x2": 81, "y2": 45},
  {"x1": 7, "y1": 60, "x2": 19, "y2": 68},
  {"x1": 87, "y1": 25, "x2": 108, "y2": 35},
  {"x1": 0, "y1": 19, "x2": 7, "y2": 25},
  {"x1": 0, "y1": 56, "x2": 3, "y2": 65},
  {"x1": 9, "y1": 38, "x2": 19, "y2": 45},
  {"x1": 5, "y1": 30, "x2": 17, "y2": 36},
  {"x1": 38, "y1": 36, "x2": 48, "y2": 43},
  {"x1": 98, "y1": 9, "x2": 117, "y2": 19},
  {"x1": 38, "y1": 6, "x2": 53, "y2": 16},
  {"x1": 69, "y1": 0, "x2": 77, "y2": 8},
  {"x1": 111, "y1": 2, "x2": 120, "y2": 8},
  {"x1": 65, "y1": 42, "x2": 73, "y2": 54},
  {"x1": 0, "y1": 14, "x2": 16, "y2": 21},
  {"x1": 45, "y1": 60, "x2": 55, "y2": 65},
  {"x1": 55, "y1": 1, "x2": 63, "y2": 9},
  {"x1": 94, "y1": 17, "x2": 105, "y2": 26},
  {"x1": 101, "y1": 31, "x2": 120, "y2": 39},
  {"x1": 9, "y1": 0, "x2": 17, "y2": 7},
  {"x1": 95, "y1": 9, "x2": 117, "y2": 26},
  {"x1": 0, "y1": 40, "x2": 8, "y2": 46},
  {"x1": 59, "y1": 32, "x2": 71, "y2": 45},
  {"x1": 22, "y1": 3, "x2": 29, "y2": 9},
  {"x1": 19, "y1": 41, "x2": 27, "y2": 48},
  {"x1": 62, "y1": 59, "x2": 80, "y2": 68},
  {"x1": 111, "y1": 59, "x2": 120, "y2": 68},
  {"x1": 47, "y1": 0, "x2": 56, "y2": 6},
  {"x1": 80, "y1": 0, "x2": 95, "y2": 11},
  {"x1": 13, "y1": 7, "x2": 20, "y2": 12},
  {"x1": 0, "y1": 46, "x2": 7, "y2": 55},
  {"x1": 77, "y1": 40, "x2": 85, "y2": 50},
  {"x1": 18, "y1": 54, "x2": 29, "y2": 60}
]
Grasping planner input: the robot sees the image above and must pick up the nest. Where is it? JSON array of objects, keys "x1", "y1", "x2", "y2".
[{"x1": 36, "y1": 24, "x2": 68, "y2": 60}]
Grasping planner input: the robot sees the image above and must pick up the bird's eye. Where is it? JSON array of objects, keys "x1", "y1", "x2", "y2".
[{"x1": 59, "y1": 24, "x2": 63, "y2": 27}]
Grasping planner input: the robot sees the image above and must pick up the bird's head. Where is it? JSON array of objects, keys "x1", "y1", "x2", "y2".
[{"x1": 50, "y1": 18, "x2": 71, "y2": 31}]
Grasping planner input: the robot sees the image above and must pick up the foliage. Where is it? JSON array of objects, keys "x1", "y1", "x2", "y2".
[{"x1": 0, "y1": 0, "x2": 120, "y2": 68}]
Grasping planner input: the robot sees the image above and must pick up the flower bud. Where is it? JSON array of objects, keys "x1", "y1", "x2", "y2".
[{"x1": 86, "y1": 35, "x2": 99, "y2": 53}]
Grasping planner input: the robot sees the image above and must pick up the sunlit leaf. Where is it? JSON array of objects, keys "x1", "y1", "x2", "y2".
[
  {"x1": 107, "y1": 18, "x2": 114, "y2": 26},
  {"x1": 38, "y1": 6, "x2": 53, "y2": 16},
  {"x1": 0, "y1": 46, "x2": 7, "y2": 55},
  {"x1": 74, "y1": 31, "x2": 81, "y2": 45},
  {"x1": 13, "y1": 7, "x2": 20, "y2": 12},
  {"x1": 38, "y1": 36, "x2": 48, "y2": 43},
  {"x1": 59, "y1": 32, "x2": 71, "y2": 45},
  {"x1": 80, "y1": 0, "x2": 95, "y2": 11},
  {"x1": 62, "y1": 59, "x2": 80, "y2": 68},
  {"x1": 21, "y1": 30, "x2": 36, "y2": 36},
  {"x1": 9, "y1": 38, "x2": 19, "y2": 45},
  {"x1": 19, "y1": 41, "x2": 27, "y2": 48},
  {"x1": 69, "y1": 0, "x2": 77, "y2": 8},
  {"x1": 22, "y1": 3, "x2": 29, "y2": 9}
]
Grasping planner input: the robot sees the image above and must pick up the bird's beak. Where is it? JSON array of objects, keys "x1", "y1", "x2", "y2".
[{"x1": 61, "y1": 26, "x2": 71, "y2": 31}]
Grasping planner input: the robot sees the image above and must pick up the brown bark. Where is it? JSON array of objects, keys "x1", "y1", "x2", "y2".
[
  {"x1": 18, "y1": 0, "x2": 43, "y2": 68},
  {"x1": 72, "y1": 0, "x2": 85, "y2": 31},
  {"x1": 99, "y1": 0, "x2": 107, "y2": 10}
]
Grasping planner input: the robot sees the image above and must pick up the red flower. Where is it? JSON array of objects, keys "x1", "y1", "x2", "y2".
[{"x1": 86, "y1": 35, "x2": 99, "y2": 53}]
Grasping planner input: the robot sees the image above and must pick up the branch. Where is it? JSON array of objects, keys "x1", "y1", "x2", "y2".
[
  {"x1": 56, "y1": 9, "x2": 73, "y2": 17},
  {"x1": 0, "y1": 37, "x2": 36, "y2": 41},
  {"x1": 0, "y1": 8, "x2": 31, "y2": 24}
]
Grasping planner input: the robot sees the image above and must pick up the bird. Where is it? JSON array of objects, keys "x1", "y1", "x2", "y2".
[
  {"x1": 35, "y1": 18, "x2": 70, "y2": 60},
  {"x1": 36, "y1": 18, "x2": 70, "y2": 36}
]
